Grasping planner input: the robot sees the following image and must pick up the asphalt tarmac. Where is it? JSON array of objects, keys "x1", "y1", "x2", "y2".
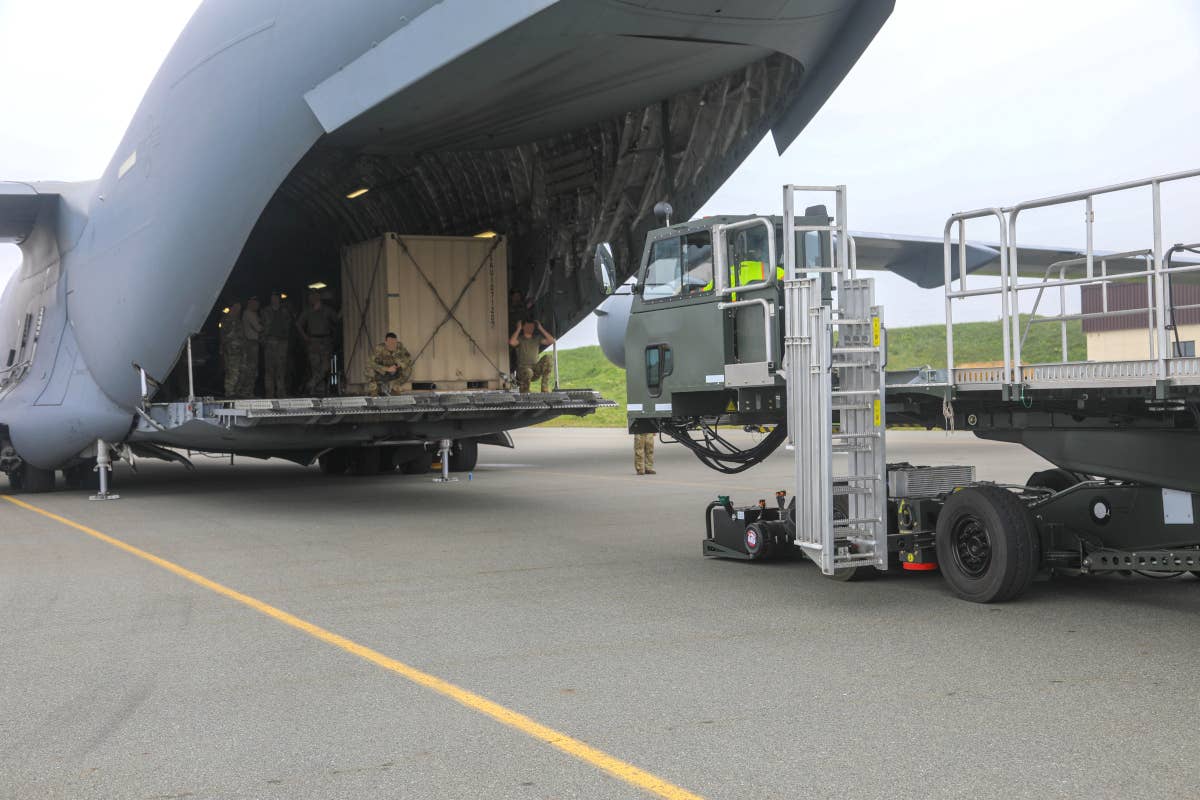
[{"x1": 2, "y1": 428, "x2": 1198, "y2": 799}]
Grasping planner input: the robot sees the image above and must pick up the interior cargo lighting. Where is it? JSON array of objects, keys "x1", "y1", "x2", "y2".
[
  {"x1": 280, "y1": 293, "x2": 287, "y2": 299},
  {"x1": 474, "y1": 230, "x2": 498, "y2": 238},
  {"x1": 222, "y1": 307, "x2": 230, "y2": 313},
  {"x1": 308, "y1": 282, "x2": 328, "y2": 290},
  {"x1": 346, "y1": 187, "x2": 369, "y2": 199}
]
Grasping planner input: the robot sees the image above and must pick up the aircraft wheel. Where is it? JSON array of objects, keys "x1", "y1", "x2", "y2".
[
  {"x1": 935, "y1": 485, "x2": 1040, "y2": 603},
  {"x1": 449, "y1": 439, "x2": 478, "y2": 472},
  {"x1": 12, "y1": 464, "x2": 55, "y2": 493},
  {"x1": 401, "y1": 450, "x2": 433, "y2": 475},
  {"x1": 376, "y1": 447, "x2": 399, "y2": 473},
  {"x1": 318, "y1": 449, "x2": 349, "y2": 475},
  {"x1": 62, "y1": 461, "x2": 99, "y2": 491},
  {"x1": 349, "y1": 447, "x2": 381, "y2": 476}
]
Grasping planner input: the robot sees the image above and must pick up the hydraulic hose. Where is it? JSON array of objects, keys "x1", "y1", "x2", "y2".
[{"x1": 655, "y1": 418, "x2": 787, "y2": 474}]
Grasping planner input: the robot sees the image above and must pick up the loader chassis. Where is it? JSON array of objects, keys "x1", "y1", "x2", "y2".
[{"x1": 624, "y1": 174, "x2": 1200, "y2": 601}]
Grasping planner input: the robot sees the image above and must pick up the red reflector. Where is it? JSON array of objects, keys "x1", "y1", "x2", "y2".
[{"x1": 902, "y1": 561, "x2": 938, "y2": 572}]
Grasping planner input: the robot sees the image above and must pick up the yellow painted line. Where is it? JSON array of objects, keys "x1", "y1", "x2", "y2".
[{"x1": 1, "y1": 495, "x2": 703, "y2": 800}]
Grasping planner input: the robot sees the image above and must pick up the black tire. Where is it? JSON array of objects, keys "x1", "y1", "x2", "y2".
[
  {"x1": 318, "y1": 449, "x2": 349, "y2": 476},
  {"x1": 62, "y1": 461, "x2": 99, "y2": 491},
  {"x1": 448, "y1": 439, "x2": 478, "y2": 472},
  {"x1": 13, "y1": 464, "x2": 55, "y2": 493},
  {"x1": 402, "y1": 450, "x2": 433, "y2": 475},
  {"x1": 825, "y1": 565, "x2": 880, "y2": 582},
  {"x1": 376, "y1": 447, "x2": 398, "y2": 473},
  {"x1": 1026, "y1": 468, "x2": 1085, "y2": 493},
  {"x1": 349, "y1": 447, "x2": 382, "y2": 476},
  {"x1": 935, "y1": 485, "x2": 1041, "y2": 603}
]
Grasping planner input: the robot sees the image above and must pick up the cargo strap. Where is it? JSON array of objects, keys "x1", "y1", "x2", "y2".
[
  {"x1": 399, "y1": 235, "x2": 506, "y2": 378},
  {"x1": 343, "y1": 238, "x2": 389, "y2": 382}
]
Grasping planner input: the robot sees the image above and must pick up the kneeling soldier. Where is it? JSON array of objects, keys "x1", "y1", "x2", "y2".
[
  {"x1": 366, "y1": 332, "x2": 413, "y2": 397},
  {"x1": 509, "y1": 320, "x2": 555, "y2": 393}
]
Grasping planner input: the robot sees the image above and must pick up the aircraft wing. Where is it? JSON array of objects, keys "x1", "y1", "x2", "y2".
[
  {"x1": 848, "y1": 231, "x2": 1200, "y2": 289},
  {"x1": 0, "y1": 182, "x2": 54, "y2": 244}
]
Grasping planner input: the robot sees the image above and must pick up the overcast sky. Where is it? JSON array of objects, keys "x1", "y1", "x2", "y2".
[{"x1": 2, "y1": 0, "x2": 1198, "y2": 349}]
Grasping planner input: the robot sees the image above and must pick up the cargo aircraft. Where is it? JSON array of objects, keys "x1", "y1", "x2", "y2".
[{"x1": 0, "y1": 0, "x2": 896, "y2": 492}]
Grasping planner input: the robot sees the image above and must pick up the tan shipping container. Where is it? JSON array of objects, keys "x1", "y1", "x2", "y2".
[{"x1": 341, "y1": 233, "x2": 509, "y2": 393}]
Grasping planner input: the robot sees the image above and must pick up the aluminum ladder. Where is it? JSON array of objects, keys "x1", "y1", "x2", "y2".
[{"x1": 782, "y1": 185, "x2": 888, "y2": 574}]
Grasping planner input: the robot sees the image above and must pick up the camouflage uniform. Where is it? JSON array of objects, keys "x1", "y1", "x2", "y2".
[
  {"x1": 634, "y1": 432, "x2": 656, "y2": 474},
  {"x1": 297, "y1": 303, "x2": 338, "y2": 396},
  {"x1": 238, "y1": 307, "x2": 262, "y2": 398},
  {"x1": 220, "y1": 313, "x2": 246, "y2": 398},
  {"x1": 513, "y1": 335, "x2": 552, "y2": 393},
  {"x1": 365, "y1": 341, "x2": 414, "y2": 397},
  {"x1": 260, "y1": 304, "x2": 294, "y2": 397}
]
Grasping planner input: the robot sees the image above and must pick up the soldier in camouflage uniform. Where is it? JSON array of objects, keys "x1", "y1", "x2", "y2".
[
  {"x1": 508, "y1": 320, "x2": 555, "y2": 393},
  {"x1": 633, "y1": 432, "x2": 656, "y2": 475},
  {"x1": 297, "y1": 291, "x2": 339, "y2": 396},
  {"x1": 238, "y1": 295, "x2": 262, "y2": 397},
  {"x1": 220, "y1": 301, "x2": 246, "y2": 398},
  {"x1": 260, "y1": 291, "x2": 294, "y2": 397},
  {"x1": 365, "y1": 332, "x2": 414, "y2": 397}
]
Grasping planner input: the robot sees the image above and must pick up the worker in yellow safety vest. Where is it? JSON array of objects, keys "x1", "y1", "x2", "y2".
[{"x1": 703, "y1": 261, "x2": 786, "y2": 298}]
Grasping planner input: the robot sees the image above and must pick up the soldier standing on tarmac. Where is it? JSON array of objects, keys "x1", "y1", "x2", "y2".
[
  {"x1": 509, "y1": 320, "x2": 555, "y2": 393},
  {"x1": 239, "y1": 295, "x2": 263, "y2": 397},
  {"x1": 365, "y1": 332, "x2": 413, "y2": 397},
  {"x1": 220, "y1": 301, "x2": 246, "y2": 398},
  {"x1": 297, "y1": 291, "x2": 339, "y2": 396},
  {"x1": 633, "y1": 431, "x2": 656, "y2": 475},
  {"x1": 260, "y1": 291, "x2": 294, "y2": 397}
]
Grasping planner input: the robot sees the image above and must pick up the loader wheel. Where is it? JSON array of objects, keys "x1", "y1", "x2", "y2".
[
  {"x1": 935, "y1": 485, "x2": 1040, "y2": 603},
  {"x1": 825, "y1": 565, "x2": 880, "y2": 582},
  {"x1": 1026, "y1": 468, "x2": 1086, "y2": 493}
]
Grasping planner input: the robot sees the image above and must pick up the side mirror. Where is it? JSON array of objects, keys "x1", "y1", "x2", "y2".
[{"x1": 593, "y1": 242, "x2": 617, "y2": 296}]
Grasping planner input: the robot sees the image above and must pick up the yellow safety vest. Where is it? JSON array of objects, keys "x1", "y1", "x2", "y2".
[{"x1": 703, "y1": 261, "x2": 785, "y2": 298}]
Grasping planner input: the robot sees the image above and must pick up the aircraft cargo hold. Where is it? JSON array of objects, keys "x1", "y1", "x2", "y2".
[{"x1": 341, "y1": 234, "x2": 511, "y2": 395}]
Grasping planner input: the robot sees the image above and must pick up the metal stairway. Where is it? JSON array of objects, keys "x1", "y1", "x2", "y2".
[{"x1": 783, "y1": 185, "x2": 888, "y2": 574}]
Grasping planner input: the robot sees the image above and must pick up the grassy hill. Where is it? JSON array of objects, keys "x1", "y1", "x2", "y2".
[
  {"x1": 545, "y1": 316, "x2": 1085, "y2": 427},
  {"x1": 886, "y1": 315, "x2": 1084, "y2": 370},
  {"x1": 545, "y1": 345, "x2": 629, "y2": 427}
]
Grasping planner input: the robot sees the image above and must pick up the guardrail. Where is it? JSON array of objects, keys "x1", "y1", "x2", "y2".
[{"x1": 944, "y1": 168, "x2": 1200, "y2": 393}]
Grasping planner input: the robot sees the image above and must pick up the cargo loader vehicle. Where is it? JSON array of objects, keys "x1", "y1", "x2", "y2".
[{"x1": 606, "y1": 169, "x2": 1200, "y2": 601}]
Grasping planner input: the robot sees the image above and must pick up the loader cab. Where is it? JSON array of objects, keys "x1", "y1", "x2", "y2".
[{"x1": 625, "y1": 211, "x2": 832, "y2": 430}]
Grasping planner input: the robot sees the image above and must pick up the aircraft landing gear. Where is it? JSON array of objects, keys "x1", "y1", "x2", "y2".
[
  {"x1": 63, "y1": 460, "x2": 100, "y2": 491},
  {"x1": 316, "y1": 441, "x2": 477, "y2": 479},
  {"x1": 449, "y1": 439, "x2": 478, "y2": 472},
  {"x1": 8, "y1": 463, "x2": 55, "y2": 493}
]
